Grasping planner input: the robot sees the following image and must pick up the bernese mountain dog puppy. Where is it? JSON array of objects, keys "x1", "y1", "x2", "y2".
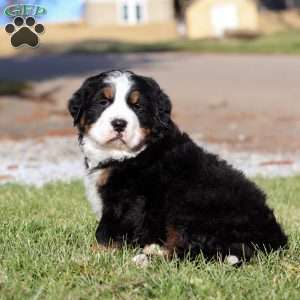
[{"x1": 68, "y1": 70, "x2": 287, "y2": 265}]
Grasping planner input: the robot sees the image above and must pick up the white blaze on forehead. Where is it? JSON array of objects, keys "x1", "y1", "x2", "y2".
[
  {"x1": 105, "y1": 71, "x2": 133, "y2": 105},
  {"x1": 102, "y1": 71, "x2": 136, "y2": 127}
]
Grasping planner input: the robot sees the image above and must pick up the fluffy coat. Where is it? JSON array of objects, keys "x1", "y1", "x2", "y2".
[{"x1": 68, "y1": 70, "x2": 287, "y2": 261}]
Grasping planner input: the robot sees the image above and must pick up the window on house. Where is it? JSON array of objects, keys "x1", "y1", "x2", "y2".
[
  {"x1": 123, "y1": 4, "x2": 128, "y2": 21},
  {"x1": 120, "y1": 0, "x2": 146, "y2": 24},
  {"x1": 136, "y1": 4, "x2": 142, "y2": 22}
]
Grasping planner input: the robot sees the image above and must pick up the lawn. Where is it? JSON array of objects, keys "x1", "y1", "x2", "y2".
[
  {"x1": 66, "y1": 30, "x2": 300, "y2": 55},
  {"x1": 0, "y1": 81, "x2": 31, "y2": 96},
  {"x1": 0, "y1": 177, "x2": 300, "y2": 300}
]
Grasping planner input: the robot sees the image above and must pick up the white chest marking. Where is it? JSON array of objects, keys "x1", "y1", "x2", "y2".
[
  {"x1": 84, "y1": 168, "x2": 104, "y2": 221},
  {"x1": 80, "y1": 71, "x2": 147, "y2": 220}
]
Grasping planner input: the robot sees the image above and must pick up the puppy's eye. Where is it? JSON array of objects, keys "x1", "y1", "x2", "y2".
[
  {"x1": 132, "y1": 102, "x2": 141, "y2": 110},
  {"x1": 99, "y1": 99, "x2": 111, "y2": 107},
  {"x1": 129, "y1": 91, "x2": 140, "y2": 106}
]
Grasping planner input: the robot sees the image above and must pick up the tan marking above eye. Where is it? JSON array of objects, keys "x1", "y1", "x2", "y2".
[
  {"x1": 129, "y1": 91, "x2": 140, "y2": 104},
  {"x1": 102, "y1": 86, "x2": 113, "y2": 99}
]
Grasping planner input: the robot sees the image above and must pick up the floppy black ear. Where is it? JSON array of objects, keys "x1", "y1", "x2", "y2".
[
  {"x1": 142, "y1": 77, "x2": 172, "y2": 139},
  {"x1": 141, "y1": 76, "x2": 172, "y2": 124},
  {"x1": 155, "y1": 88, "x2": 172, "y2": 129},
  {"x1": 68, "y1": 91, "x2": 84, "y2": 126}
]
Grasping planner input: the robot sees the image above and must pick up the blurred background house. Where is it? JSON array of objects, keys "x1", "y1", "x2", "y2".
[
  {"x1": 185, "y1": 0, "x2": 259, "y2": 38},
  {"x1": 83, "y1": 0, "x2": 259, "y2": 38},
  {"x1": 82, "y1": 0, "x2": 178, "y2": 41},
  {"x1": 84, "y1": 0, "x2": 175, "y2": 26},
  {"x1": 1, "y1": 0, "x2": 300, "y2": 42}
]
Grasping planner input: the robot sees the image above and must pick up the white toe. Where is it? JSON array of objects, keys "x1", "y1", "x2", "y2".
[
  {"x1": 226, "y1": 255, "x2": 240, "y2": 265},
  {"x1": 143, "y1": 244, "x2": 168, "y2": 257},
  {"x1": 132, "y1": 254, "x2": 149, "y2": 268}
]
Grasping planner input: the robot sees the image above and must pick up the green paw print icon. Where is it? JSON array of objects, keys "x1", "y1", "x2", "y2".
[{"x1": 5, "y1": 16, "x2": 45, "y2": 48}]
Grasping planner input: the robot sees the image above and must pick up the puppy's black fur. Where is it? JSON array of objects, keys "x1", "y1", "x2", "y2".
[{"x1": 69, "y1": 70, "x2": 287, "y2": 261}]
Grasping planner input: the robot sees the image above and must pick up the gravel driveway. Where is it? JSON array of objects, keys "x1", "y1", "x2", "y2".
[{"x1": 0, "y1": 136, "x2": 299, "y2": 186}]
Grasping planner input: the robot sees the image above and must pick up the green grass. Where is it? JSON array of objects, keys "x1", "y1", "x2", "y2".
[
  {"x1": 0, "y1": 177, "x2": 300, "y2": 300},
  {"x1": 0, "y1": 81, "x2": 31, "y2": 96},
  {"x1": 64, "y1": 30, "x2": 300, "y2": 55}
]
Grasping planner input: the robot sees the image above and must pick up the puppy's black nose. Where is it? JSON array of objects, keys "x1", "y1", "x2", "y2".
[{"x1": 111, "y1": 118, "x2": 127, "y2": 133}]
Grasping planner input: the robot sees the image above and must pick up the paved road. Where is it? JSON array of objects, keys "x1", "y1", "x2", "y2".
[{"x1": 1, "y1": 53, "x2": 300, "y2": 153}]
